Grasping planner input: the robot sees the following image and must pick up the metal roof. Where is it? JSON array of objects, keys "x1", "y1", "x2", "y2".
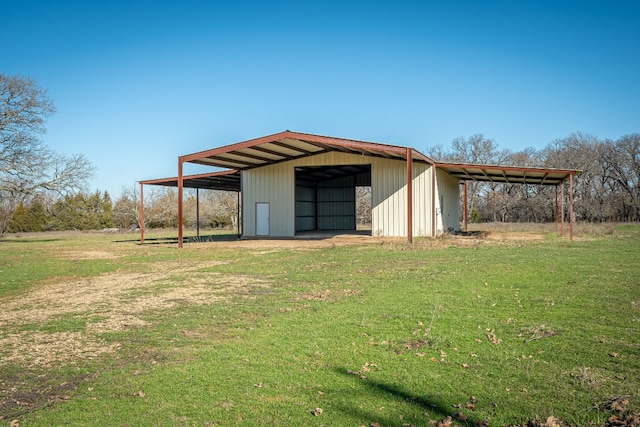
[
  {"x1": 139, "y1": 132, "x2": 580, "y2": 192},
  {"x1": 181, "y1": 130, "x2": 435, "y2": 169},
  {"x1": 436, "y1": 162, "x2": 580, "y2": 185},
  {"x1": 139, "y1": 170, "x2": 241, "y2": 192}
]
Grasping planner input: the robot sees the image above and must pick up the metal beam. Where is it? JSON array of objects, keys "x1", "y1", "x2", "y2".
[
  {"x1": 140, "y1": 182, "x2": 145, "y2": 244},
  {"x1": 178, "y1": 157, "x2": 184, "y2": 248},
  {"x1": 555, "y1": 185, "x2": 559, "y2": 233},
  {"x1": 406, "y1": 147, "x2": 413, "y2": 244},
  {"x1": 432, "y1": 165, "x2": 436, "y2": 237},
  {"x1": 561, "y1": 182, "x2": 565, "y2": 237}
]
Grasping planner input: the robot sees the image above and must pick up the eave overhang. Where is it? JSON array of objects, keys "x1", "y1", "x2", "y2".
[
  {"x1": 436, "y1": 162, "x2": 580, "y2": 185},
  {"x1": 181, "y1": 130, "x2": 435, "y2": 169},
  {"x1": 139, "y1": 170, "x2": 241, "y2": 192}
]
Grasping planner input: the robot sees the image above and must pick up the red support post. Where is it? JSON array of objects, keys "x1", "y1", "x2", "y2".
[
  {"x1": 139, "y1": 183, "x2": 145, "y2": 244},
  {"x1": 178, "y1": 157, "x2": 184, "y2": 248},
  {"x1": 561, "y1": 182, "x2": 565, "y2": 237},
  {"x1": 431, "y1": 165, "x2": 436, "y2": 237},
  {"x1": 555, "y1": 185, "x2": 558, "y2": 233}
]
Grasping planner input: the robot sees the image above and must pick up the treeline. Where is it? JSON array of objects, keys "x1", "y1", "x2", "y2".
[
  {"x1": 429, "y1": 132, "x2": 640, "y2": 223},
  {"x1": 4, "y1": 188, "x2": 239, "y2": 234}
]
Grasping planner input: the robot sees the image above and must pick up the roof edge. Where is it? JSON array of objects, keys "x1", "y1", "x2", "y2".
[{"x1": 436, "y1": 162, "x2": 581, "y2": 175}]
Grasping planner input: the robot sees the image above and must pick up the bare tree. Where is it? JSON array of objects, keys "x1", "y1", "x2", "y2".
[
  {"x1": 0, "y1": 71, "x2": 94, "y2": 233},
  {"x1": 429, "y1": 131, "x2": 640, "y2": 225},
  {"x1": 356, "y1": 186, "x2": 372, "y2": 226},
  {"x1": 200, "y1": 190, "x2": 239, "y2": 229},
  {"x1": 113, "y1": 184, "x2": 143, "y2": 229},
  {"x1": 605, "y1": 134, "x2": 640, "y2": 221}
]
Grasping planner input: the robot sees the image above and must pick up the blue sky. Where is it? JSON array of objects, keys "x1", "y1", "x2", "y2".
[{"x1": 3, "y1": 0, "x2": 639, "y2": 197}]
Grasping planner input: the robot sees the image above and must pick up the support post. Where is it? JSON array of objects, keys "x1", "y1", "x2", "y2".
[
  {"x1": 432, "y1": 165, "x2": 436, "y2": 237},
  {"x1": 178, "y1": 157, "x2": 184, "y2": 248},
  {"x1": 406, "y1": 148, "x2": 413, "y2": 244},
  {"x1": 237, "y1": 190, "x2": 241, "y2": 238},
  {"x1": 140, "y1": 183, "x2": 145, "y2": 244},
  {"x1": 196, "y1": 188, "x2": 200, "y2": 241},
  {"x1": 561, "y1": 181, "x2": 565, "y2": 237},
  {"x1": 555, "y1": 185, "x2": 559, "y2": 233}
]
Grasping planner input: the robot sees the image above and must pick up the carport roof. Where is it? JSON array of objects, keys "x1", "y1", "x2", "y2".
[
  {"x1": 180, "y1": 130, "x2": 435, "y2": 169},
  {"x1": 436, "y1": 162, "x2": 580, "y2": 185},
  {"x1": 139, "y1": 170, "x2": 241, "y2": 192}
]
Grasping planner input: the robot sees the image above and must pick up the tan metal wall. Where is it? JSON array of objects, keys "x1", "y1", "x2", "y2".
[
  {"x1": 435, "y1": 169, "x2": 460, "y2": 233},
  {"x1": 242, "y1": 152, "x2": 435, "y2": 237},
  {"x1": 410, "y1": 163, "x2": 434, "y2": 237}
]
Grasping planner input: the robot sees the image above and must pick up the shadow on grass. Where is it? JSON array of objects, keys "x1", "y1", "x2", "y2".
[
  {"x1": 334, "y1": 367, "x2": 481, "y2": 425},
  {"x1": 114, "y1": 234, "x2": 240, "y2": 245},
  {"x1": 0, "y1": 238, "x2": 62, "y2": 244}
]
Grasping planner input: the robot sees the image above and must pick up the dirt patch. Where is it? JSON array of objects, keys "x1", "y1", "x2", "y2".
[
  {"x1": 295, "y1": 288, "x2": 362, "y2": 302},
  {"x1": 484, "y1": 231, "x2": 545, "y2": 241},
  {"x1": 56, "y1": 250, "x2": 121, "y2": 260},
  {"x1": 198, "y1": 235, "x2": 397, "y2": 250},
  {"x1": 192, "y1": 233, "x2": 510, "y2": 251},
  {"x1": 0, "y1": 373, "x2": 89, "y2": 420},
  {"x1": 0, "y1": 260, "x2": 268, "y2": 368}
]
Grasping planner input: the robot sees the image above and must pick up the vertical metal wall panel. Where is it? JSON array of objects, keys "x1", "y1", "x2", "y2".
[
  {"x1": 435, "y1": 169, "x2": 460, "y2": 233},
  {"x1": 242, "y1": 151, "x2": 436, "y2": 238},
  {"x1": 295, "y1": 184, "x2": 316, "y2": 231},
  {"x1": 371, "y1": 160, "x2": 406, "y2": 237},
  {"x1": 412, "y1": 163, "x2": 432, "y2": 237},
  {"x1": 243, "y1": 161, "x2": 295, "y2": 237},
  {"x1": 316, "y1": 175, "x2": 355, "y2": 230}
]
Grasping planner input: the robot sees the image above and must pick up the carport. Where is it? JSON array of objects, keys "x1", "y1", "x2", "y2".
[
  {"x1": 138, "y1": 170, "x2": 241, "y2": 243},
  {"x1": 436, "y1": 163, "x2": 580, "y2": 239}
]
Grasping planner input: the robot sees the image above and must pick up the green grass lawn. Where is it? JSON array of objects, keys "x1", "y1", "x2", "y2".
[{"x1": 1, "y1": 226, "x2": 639, "y2": 426}]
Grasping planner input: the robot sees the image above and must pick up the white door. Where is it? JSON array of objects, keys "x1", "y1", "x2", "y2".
[{"x1": 256, "y1": 202, "x2": 270, "y2": 236}]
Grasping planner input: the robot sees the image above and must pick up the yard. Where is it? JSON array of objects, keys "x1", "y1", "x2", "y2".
[{"x1": 1, "y1": 224, "x2": 639, "y2": 426}]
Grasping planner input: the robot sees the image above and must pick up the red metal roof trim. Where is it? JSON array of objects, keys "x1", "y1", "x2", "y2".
[
  {"x1": 181, "y1": 130, "x2": 435, "y2": 168},
  {"x1": 436, "y1": 162, "x2": 581, "y2": 185}
]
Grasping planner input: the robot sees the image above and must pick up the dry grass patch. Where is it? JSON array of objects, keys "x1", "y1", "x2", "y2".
[
  {"x1": 55, "y1": 250, "x2": 122, "y2": 260},
  {"x1": 295, "y1": 288, "x2": 362, "y2": 302},
  {"x1": 0, "y1": 259, "x2": 269, "y2": 367}
]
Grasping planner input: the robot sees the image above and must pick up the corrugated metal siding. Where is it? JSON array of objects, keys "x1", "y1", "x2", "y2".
[
  {"x1": 436, "y1": 169, "x2": 460, "y2": 233},
  {"x1": 295, "y1": 183, "x2": 316, "y2": 231},
  {"x1": 317, "y1": 183, "x2": 356, "y2": 230},
  {"x1": 412, "y1": 163, "x2": 433, "y2": 237},
  {"x1": 243, "y1": 152, "x2": 435, "y2": 237},
  {"x1": 372, "y1": 160, "x2": 405, "y2": 237},
  {"x1": 243, "y1": 163, "x2": 295, "y2": 236}
]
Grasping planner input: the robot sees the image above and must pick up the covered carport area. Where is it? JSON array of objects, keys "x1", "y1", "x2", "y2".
[
  {"x1": 138, "y1": 170, "x2": 241, "y2": 243},
  {"x1": 436, "y1": 163, "x2": 581, "y2": 239}
]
